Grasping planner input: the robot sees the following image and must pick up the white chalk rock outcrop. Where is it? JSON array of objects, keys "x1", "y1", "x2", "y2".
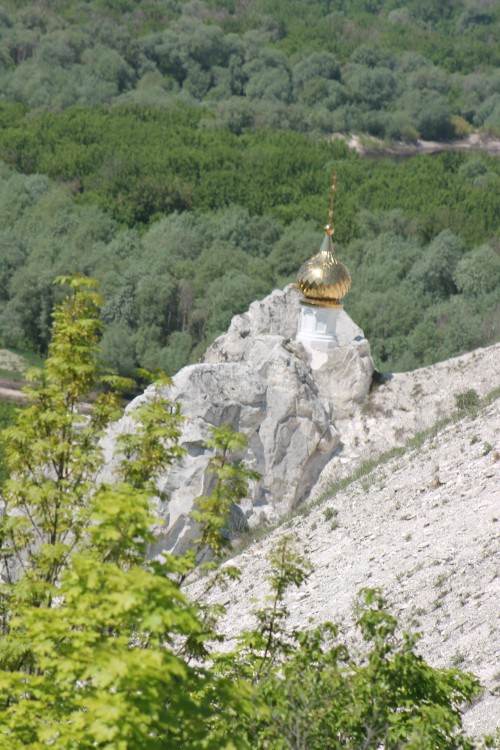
[
  {"x1": 102, "y1": 286, "x2": 373, "y2": 554},
  {"x1": 205, "y1": 286, "x2": 373, "y2": 417}
]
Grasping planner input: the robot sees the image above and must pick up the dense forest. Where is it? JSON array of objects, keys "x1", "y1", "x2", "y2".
[
  {"x1": 2, "y1": 0, "x2": 500, "y2": 136},
  {"x1": 0, "y1": 0, "x2": 499, "y2": 375}
]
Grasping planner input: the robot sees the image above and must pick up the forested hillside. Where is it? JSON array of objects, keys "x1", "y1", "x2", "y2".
[
  {"x1": 0, "y1": 0, "x2": 499, "y2": 374},
  {"x1": 2, "y1": 0, "x2": 500, "y2": 136}
]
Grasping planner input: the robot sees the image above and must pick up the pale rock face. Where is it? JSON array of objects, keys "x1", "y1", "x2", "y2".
[
  {"x1": 203, "y1": 286, "x2": 304, "y2": 362},
  {"x1": 308, "y1": 337, "x2": 374, "y2": 416},
  {"x1": 103, "y1": 285, "x2": 373, "y2": 553},
  {"x1": 186, "y1": 393, "x2": 500, "y2": 739},
  {"x1": 205, "y1": 286, "x2": 374, "y2": 417},
  {"x1": 298, "y1": 308, "x2": 374, "y2": 416}
]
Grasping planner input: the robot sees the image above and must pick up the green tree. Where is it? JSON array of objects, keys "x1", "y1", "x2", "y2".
[
  {"x1": 292, "y1": 51, "x2": 341, "y2": 97},
  {"x1": 398, "y1": 88, "x2": 455, "y2": 140},
  {"x1": 99, "y1": 321, "x2": 137, "y2": 376},
  {"x1": 454, "y1": 243, "x2": 500, "y2": 296},
  {"x1": 268, "y1": 219, "x2": 319, "y2": 279},
  {"x1": 0, "y1": 275, "x2": 252, "y2": 749},
  {"x1": 346, "y1": 64, "x2": 399, "y2": 109},
  {"x1": 409, "y1": 229, "x2": 464, "y2": 299},
  {"x1": 0, "y1": 400, "x2": 17, "y2": 489},
  {"x1": 160, "y1": 329, "x2": 194, "y2": 375}
]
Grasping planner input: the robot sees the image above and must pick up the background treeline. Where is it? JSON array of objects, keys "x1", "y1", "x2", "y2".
[
  {"x1": 1, "y1": 144, "x2": 499, "y2": 375},
  {"x1": 1, "y1": 0, "x2": 500, "y2": 139},
  {"x1": 0, "y1": 0, "x2": 499, "y2": 376}
]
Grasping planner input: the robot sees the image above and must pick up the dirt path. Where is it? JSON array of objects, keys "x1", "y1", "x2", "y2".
[
  {"x1": 0, "y1": 377, "x2": 95, "y2": 412},
  {"x1": 0, "y1": 384, "x2": 26, "y2": 401},
  {"x1": 339, "y1": 132, "x2": 500, "y2": 158},
  {"x1": 0, "y1": 349, "x2": 28, "y2": 401}
]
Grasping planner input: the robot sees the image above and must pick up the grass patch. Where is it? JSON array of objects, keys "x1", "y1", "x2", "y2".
[
  {"x1": 14, "y1": 348, "x2": 45, "y2": 367},
  {"x1": 482, "y1": 442, "x2": 494, "y2": 456},
  {"x1": 323, "y1": 507, "x2": 338, "y2": 521},
  {"x1": 455, "y1": 388, "x2": 480, "y2": 412},
  {"x1": 0, "y1": 368, "x2": 28, "y2": 381}
]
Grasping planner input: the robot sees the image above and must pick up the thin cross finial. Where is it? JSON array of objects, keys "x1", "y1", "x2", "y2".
[{"x1": 326, "y1": 172, "x2": 336, "y2": 235}]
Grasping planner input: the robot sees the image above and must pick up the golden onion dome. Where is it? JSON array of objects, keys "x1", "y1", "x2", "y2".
[{"x1": 297, "y1": 227, "x2": 351, "y2": 307}]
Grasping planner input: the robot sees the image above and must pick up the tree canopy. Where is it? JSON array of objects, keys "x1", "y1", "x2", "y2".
[
  {"x1": 1, "y1": 0, "x2": 500, "y2": 140},
  {"x1": 0, "y1": 149, "x2": 498, "y2": 374}
]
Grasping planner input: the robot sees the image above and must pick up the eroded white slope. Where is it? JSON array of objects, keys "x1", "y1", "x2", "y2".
[
  {"x1": 189, "y1": 377, "x2": 500, "y2": 737},
  {"x1": 312, "y1": 342, "x2": 500, "y2": 499}
]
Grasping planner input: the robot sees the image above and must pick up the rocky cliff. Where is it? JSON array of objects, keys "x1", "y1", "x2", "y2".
[{"x1": 102, "y1": 285, "x2": 373, "y2": 554}]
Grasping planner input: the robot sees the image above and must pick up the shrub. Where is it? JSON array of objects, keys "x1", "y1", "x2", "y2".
[{"x1": 455, "y1": 388, "x2": 480, "y2": 411}]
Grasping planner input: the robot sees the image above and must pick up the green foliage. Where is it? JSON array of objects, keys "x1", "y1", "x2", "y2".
[
  {"x1": 0, "y1": 148, "x2": 499, "y2": 375},
  {"x1": 323, "y1": 506, "x2": 338, "y2": 521},
  {"x1": 182, "y1": 426, "x2": 260, "y2": 582},
  {"x1": 1, "y1": 275, "x2": 125, "y2": 589},
  {"x1": 117, "y1": 381, "x2": 184, "y2": 491},
  {"x1": 409, "y1": 229, "x2": 464, "y2": 299},
  {"x1": 221, "y1": 541, "x2": 480, "y2": 750},
  {"x1": 1, "y1": 0, "x2": 500, "y2": 141},
  {"x1": 5, "y1": 102, "x2": 490, "y2": 242},
  {"x1": 0, "y1": 399, "x2": 18, "y2": 488},
  {"x1": 0, "y1": 276, "x2": 252, "y2": 749},
  {"x1": 454, "y1": 243, "x2": 500, "y2": 296}
]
